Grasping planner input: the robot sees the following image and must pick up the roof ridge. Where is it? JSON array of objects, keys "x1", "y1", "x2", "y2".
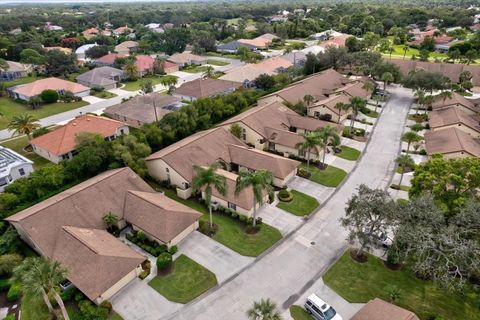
[{"x1": 62, "y1": 226, "x2": 100, "y2": 255}]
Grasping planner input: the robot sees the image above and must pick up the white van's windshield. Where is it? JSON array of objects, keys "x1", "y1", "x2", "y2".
[{"x1": 324, "y1": 307, "x2": 337, "y2": 320}]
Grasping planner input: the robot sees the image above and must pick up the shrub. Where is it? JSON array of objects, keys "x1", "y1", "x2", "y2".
[
  {"x1": 278, "y1": 189, "x2": 293, "y2": 202},
  {"x1": 32, "y1": 127, "x2": 50, "y2": 138},
  {"x1": 199, "y1": 221, "x2": 218, "y2": 236},
  {"x1": 168, "y1": 245, "x2": 178, "y2": 255},
  {"x1": 297, "y1": 167, "x2": 311, "y2": 179},
  {"x1": 7, "y1": 283, "x2": 21, "y2": 301},
  {"x1": 74, "y1": 292, "x2": 85, "y2": 302},
  {"x1": 239, "y1": 215, "x2": 247, "y2": 222},
  {"x1": 59, "y1": 91, "x2": 75, "y2": 102},
  {"x1": 78, "y1": 299, "x2": 109, "y2": 320},
  {"x1": 136, "y1": 230, "x2": 147, "y2": 241},
  {"x1": 158, "y1": 244, "x2": 168, "y2": 254},
  {"x1": 40, "y1": 89, "x2": 59, "y2": 103},
  {"x1": 60, "y1": 287, "x2": 78, "y2": 301},
  {"x1": 231, "y1": 211, "x2": 239, "y2": 219},
  {"x1": 156, "y1": 252, "x2": 173, "y2": 270},
  {"x1": 99, "y1": 300, "x2": 112, "y2": 311},
  {"x1": 0, "y1": 278, "x2": 11, "y2": 291},
  {"x1": 342, "y1": 127, "x2": 352, "y2": 138},
  {"x1": 0, "y1": 193, "x2": 20, "y2": 211},
  {"x1": 387, "y1": 249, "x2": 401, "y2": 265},
  {"x1": 256, "y1": 217, "x2": 263, "y2": 225},
  {"x1": 419, "y1": 149, "x2": 427, "y2": 155},
  {"x1": 4, "y1": 315, "x2": 14, "y2": 320},
  {"x1": 247, "y1": 217, "x2": 254, "y2": 225},
  {"x1": 139, "y1": 270, "x2": 150, "y2": 280}
]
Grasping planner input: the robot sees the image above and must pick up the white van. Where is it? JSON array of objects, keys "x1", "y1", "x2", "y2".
[{"x1": 304, "y1": 294, "x2": 343, "y2": 320}]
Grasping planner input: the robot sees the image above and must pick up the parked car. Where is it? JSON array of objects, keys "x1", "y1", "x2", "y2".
[{"x1": 304, "y1": 294, "x2": 343, "y2": 320}]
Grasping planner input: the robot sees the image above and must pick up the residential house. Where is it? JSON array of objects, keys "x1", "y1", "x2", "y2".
[
  {"x1": 114, "y1": 41, "x2": 139, "y2": 56},
  {"x1": 6, "y1": 167, "x2": 201, "y2": 304},
  {"x1": 76, "y1": 66, "x2": 126, "y2": 90},
  {"x1": 0, "y1": 61, "x2": 32, "y2": 81},
  {"x1": 82, "y1": 27, "x2": 99, "y2": 40},
  {"x1": 160, "y1": 60, "x2": 179, "y2": 74},
  {"x1": 351, "y1": 298, "x2": 420, "y2": 320},
  {"x1": 45, "y1": 22, "x2": 63, "y2": 31},
  {"x1": 217, "y1": 40, "x2": 258, "y2": 53},
  {"x1": 173, "y1": 78, "x2": 238, "y2": 101},
  {"x1": 30, "y1": 115, "x2": 129, "y2": 163},
  {"x1": 75, "y1": 43, "x2": 99, "y2": 61},
  {"x1": 424, "y1": 127, "x2": 480, "y2": 159},
  {"x1": 308, "y1": 93, "x2": 352, "y2": 123},
  {"x1": 310, "y1": 29, "x2": 347, "y2": 41},
  {"x1": 145, "y1": 23, "x2": 164, "y2": 33},
  {"x1": 134, "y1": 55, "x2": 155, "y2": 76},
  {"x1": 237, "y1": 33, "x2": 279, "y2": 50},
  {"x1": 113, "y1": 25, "x2": 132, "y2": 36},
  {"x1": 430, "y1": 92, "x2": 480, "y2": 115},
  {"x1": 0, "y1": 146, "x2": 34, "y2": 192},
  {"x1": 9, "y1": 77, "x2": 90, "y2": 101},
  {"x1": 320, "y1": 35, "x2": 350, "y2": 48},
  {"x1": 95, "y1": 53, "x2": 126, "y2": 67},
  {"x1": 146, "y1": 127, "x2": 300, "y2": 215},
  {"x1": 301, "y1": 45, "x2": 326, "y2": 56},
  {"x1": 281, "y1": 51, "x2": 307, "y2": 68},
  {"x1": 105, "y1": 93, "x2": 181, "y2": 128},
  {"x1": 167, "y1": 52, "x2": 207, "y2": 67},
  {"x1": 428, "y1": 107, "x2": 480, "y2": 138}
]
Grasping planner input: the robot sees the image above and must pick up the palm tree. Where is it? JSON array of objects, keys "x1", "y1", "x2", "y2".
[
  {"x1": 103, "y1": 212, "x2": 119, "y2": 231},
  {"x1": 414, "y1": 90, "x2": 425, "y2": 114},
  {"x1": 381, "y1": 72, "x2": 394, "y2": 92},
  {"x1": 317, "y1": 126, "x2": 340, "y2": 168},
  {"x1": 247, "y1": 298, "x2": 282, "y2": 320},
  {"x1": 295, "y1": 131, "x2": 322, "y2": 167},
  {"x1": 439, "y1": 90, "x2": 452, "y2": 105},
  {"x1": 362, "y1": 81, "x2": 375, "y2": 99},
  {"x1": 402, "y1": 45, "x2": 409, "y2": 60},
  {"x1": 402, "y1": 131, "x2": 422, "y2": 153},
  {"x1": 8, "y1": 114, "x2": 40, "y2": 140},
  {"x1": 160, "y1": 75, "x2": 179, "y2": 93},
  {"x1": 372, "y1": 95, "x2": 382, "y2": 114},
  {"x1": 192, "y1": 162, "x2": 227, "y2": 229},
  {"x1": 396, "y1": 154, "x2": 414, "y2": 187},
  {"x1": 202, "y1": 65, "x2": 215, "y2": 78},
  {"x1": 13, "y1": 257, "x2": 70, "y2": 320},
  {"x1": 303, "y1": 94, "x2": 314, "y2": 107},
  {"x1": 235, "y1": 169, "x2": 273, "y2": 229},
  {"x1": 124, "y1": 60, "x2": 138, "y2": 79},
  {"x1": 348, "y1": 97, "x2": 367, "y2": 134},
  {"x1": 334, "y1": 102, "x2": 348, "y2": 123}
]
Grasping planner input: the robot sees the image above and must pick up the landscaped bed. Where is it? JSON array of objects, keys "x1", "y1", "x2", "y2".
[
  {"x1": 323, "y1": 251, "x2": 480, "y2": 320},
  {"x1": 290, "y1": 305, "x2": 313, "y2": 320},
  {"x1": 181, "y1": 65, "x2": 209, "y2": 74},
  {"x1": 298, "y1": 164, "x2": 347, "y2": 188},
  {"x1": 91, "y1": 90, "x2": 117, "y2": 99},
  {"x1": 277, "y1": 190, "x2": 319, "y2": 216},
  {"x1": 148, "y1": 254, "x2": 217, "y2": 304},
  {"x1": 336, "y1": 146, "x2": 361, "y2": 161}
]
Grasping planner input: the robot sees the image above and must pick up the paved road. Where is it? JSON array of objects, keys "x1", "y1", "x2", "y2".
[{"x1": 162, "y1": 85, "x2": 413, "y2": 320}]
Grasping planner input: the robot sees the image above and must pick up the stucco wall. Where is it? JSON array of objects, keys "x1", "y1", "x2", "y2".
[
  {"x1": 308, "y1": 105, "x2": 348, "y2": 123},
  {"x1": 147, "y1": 159, "x2": 190, "y2": 189},
  {"x1": 209, "y1": 194, "x2": 253, "y2": 216},
  {"x1": 31, "y1": 144, "x2": 63, "y2": 164},
  {"x1": 95, "y1": 265, "x2": 143, "y2": 304},
  {"x1": 169, "y1": 221, "x2": 199, "y2": 246}
]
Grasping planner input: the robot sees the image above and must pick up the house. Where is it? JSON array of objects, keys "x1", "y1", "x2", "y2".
[
  {"x1": 308, "y1": 93, "x2": 352, "y2": 122},
  {"x1": 428, "y1": 107, "x2": 480, "y2": 138},
  {"x1": 430, "y1": 92, "x2": 480, "y2": 115},
  {"x1": 145, "y1": 23, "x2": 164, "y2": 33},
  {"x1": 134, "y1": 55, "x2": 155, "y2": 76},
  {"x1": 105, "y1": 93, "x2": 181, "y2": 128},
  {"x1": 334, "y1": 81, "x2": 371, "y2": 99},
  {"x1": 113, "y1": 25, "x2": 132, "y2": 36},
  {"x1": 146, "y1": 127, "x2": 300, "y2": 214},
  {"x1": 0, "y1": 61, "x2": 32, "y2": 81},
  {"x1": 9, "y1": 77, "x2": 90, "y2": 101},
  {"x1": 45, "y1": 22, "x2": 63, "y2": 31},
  {"x1": 0, "y1": 146, "x2": 34, "y2": 192},
  {"x1": 351, "y1": 298, "x2": 420, "y2": 320},
  {"x1": 173, "y1": 78, "x2": 238, "y2": 101},
  {"x1": 95, "y1": 53, "x2": 126, "y2": 67},
  {"x1": 424, "y1": 127, "x2": 480, "y2": 159},
  {"x1": 30, "y1": 115, "x2": 129, "y2": 163},
  {"x1": 220, "y1": 101, "x2": 342, "y2": 159},
  {"x1": 217, "y1": 40, "x2": 258, "y2": 53},
  {"x1": 76, "y1": 66, "x2": 126, "y2": 90},
  {"x1": 310, "y1": 29, "x2": 347, "y2": 41},
  {"x1": 82, "y1": 27, "x2": 99, "y2": 40},
  {"x1": 160, "y1": 60, "x2": 179, "y2": 74},
  {"x1": 237, "y1": 33, "x2": 279, "y2": 49},
  {"x1": 6, "y1": 167, "x2": 201, "y2": 304},
  {"x1": 114, "y1": 41, "x2": 139, "y2": 55},
  {"x1": 321, "y1": 35, "x2": 351, "y2": 48},
  {"x1": 75, "y1": 43, "x2": 99, "y2": 60},
  {"x1": 167, "y1": 52, "x2": 207, "y2": 67},
  {"x1": 301, "y1": 45, "x2": 326, "y2": 56}
]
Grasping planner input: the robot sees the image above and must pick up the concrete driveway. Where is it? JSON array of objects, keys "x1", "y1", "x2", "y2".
[
  {"x1": 81, "y1": 95, "x2": 104, "y2": 104},
  {"x1": 287, "y1": 176, "x2": 335, "y2": 202},
  {"x1": 257, "y1": 203, "x2": 304, "y2": 236}
]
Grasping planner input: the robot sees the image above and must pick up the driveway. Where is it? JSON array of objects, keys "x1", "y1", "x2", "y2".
[
  {"x1": 257, "y1": 203, "x2": 304, "y2": 236},
  {"x1": 162, "y1": 85, "x2": 413, "y2": 320},
  {"x1": 287, "y1": 176, "x2": 335, "y2": 203},
  {"x1": 81, "y1": 95, "x2": 105, "y2": 104}
]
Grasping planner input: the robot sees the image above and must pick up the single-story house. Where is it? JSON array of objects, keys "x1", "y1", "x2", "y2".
[
  {"x1": 351, "y1": 298, "x2": 420, "y2": 320},
  {"x1": 9, "y1": 77, "x2": 90, "y2": 101},
  {"x1": 95, "y1": 53, "x2": 126, "y2": 67},
  {"x1": 301, "y1": 45, "x2": 326, "y2": 56},
  {"x1": 134, "y1": 55, "x2": 155, "y2": 76},
  {"x1": 334, "y1": 81, "x2": 371, "y2": 99},
  {"x1": 310, "y1": 29, "x2": 346, "y2": 41},
  {"x1": 75, "y1": 43, "x2": 99, "y2": 60},
  {"x1": 76, "y1": 66, "x2": 126, "y2": 90},
  {"x1": 0, "y1": 61, "x2": 32, "y2": 81},
  {"x1": 104, "y1": 93, "x2": 181, "y2": 128},
  {"x1": 30, "y1": 115, "x2": 129, "y2": 163},
  {"x1": 167, "y1": 52, "x2": 207, "y2": 67},
  {"x1": 82, "y1": 27, "x2": 99, "y2": 40},
  {"x1": 237, "y1": 34, "x2": 279, "y2": 50},
  {"x1": 6, "y1": 167, "x2": 201, "y2": 304},
  {"x1": 430, "y1": 92, "x2": 480, "y2": 115},
  {"x1": 114, "y1": 41, "x2": 139, "y2": 55},
  {"x1": 113, "y1": 25, "x2": 132, "y2": 36},
  {"x1": 428, "y1": 107, "x2": 480, "y2": 138},
  {"x1": 217, "y1": 40, "x2": 257, "y2": 53},
  {"x1": 161, "y1": 60, "x2": 179, "y2": 74},
  {"x1": 173, "y1": 78, "x2": 238, "y2": 101},
  {"x1": 424, "y1": 127, "x2": 480, "y2": 159},
  {"x1": 308, "y1": 93, "x2": 352, "y2": 123},
  {"x1": 0, "y1": 146, "x2": 34, "y2": 192}
]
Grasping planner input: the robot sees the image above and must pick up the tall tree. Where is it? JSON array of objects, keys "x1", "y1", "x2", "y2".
[
  {"x1": 247, "y1": 298, "x2": 282, "y2": 320},
  {"x1": 317, "y1": 126, "x2": 340, "y2": 168},
  {"x1": 124, "y1": 60, "x2": 138, "y2": 80},
  {"x1": 8, "y1": 114, "x2": 40, "y2": 140},
  {"x1": 112, "y1": 135, "x2": 151, "y2": 177},
  {"x1": 334, "y1": 102, "x2": 348, "y2": 123},
  {"x1": 303, "y1": 94, "x2": 314, "y2": 107},
  {"x1": 381, "y1": 71, "x2": 394, "y2": 92},
  {"x1": 295, "y1": 131, "x2": 322, "y2": 167},
  {"x1": 402, "y1": 131, "x2": 422, "y2": 153},
  {"x1": 396, "y1": 154, "x2": 415, "y2": 187},
  {"x1": 348, "y1": 97, "x2": 367, "y2": 134}
]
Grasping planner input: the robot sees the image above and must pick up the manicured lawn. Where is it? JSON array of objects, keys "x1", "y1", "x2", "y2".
[
  {"x1": 290, "y1": 305, "x2": 313, "y2": 320},
  {"x1": 323, "y1": 251, "x2": 480, "y2": 320},
  {"x1": 181, "y1": 65, "x2": 209, "y2": 74},
  {"x1": 148, "y1": 255, "x2": 217, "y2": 304},
  {"x1": 207, "y1": 59, "x2": 229, "y2": 66},
  {"x1": 21, "y1": 294, "x2": 49, "y2": 320},
  {"x1": 122, "y1": 76, "x2": 165, "y2": 91},
  {"x1": 300, "y1": 164, "x2": 347, "y2": 188},
  {"x1": 361, "y1": 108, "x2": 379, "y2": 118},
  {"x1": 336, "y1": 146, "x2": 361, "y2": 161},
  {"x1": 149, "y1": 184, "x2": 208, "y2": 214},
  {"x1": 1, "y1": 136, "x2": 51, "y2": 168},
  {"x1": 110, "y1": 312, "x2": 124, "y2": 320},
  {"x1": 0, "y1": 97, "x2": 88, "y2": 130},
  {"x1": 2, "y1": 75, "x2": 41, "y2": 88},
  {"x1": 277, "y1": 190, "x2": 319, "y2": 216},
  {"x1": 201, "y1": 213, "x2": 282, "y2": 257},
  {"x1": 91, "y1": 91, "x2": 117, "y2": 99}
]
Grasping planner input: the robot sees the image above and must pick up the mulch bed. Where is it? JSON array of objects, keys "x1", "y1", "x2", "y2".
[
  {"x1": 384, "y1": 261, "x2": 403, "y2": 271},
  {"x1": 349, "y1": 249, "x2": 368, "y2": 263}
]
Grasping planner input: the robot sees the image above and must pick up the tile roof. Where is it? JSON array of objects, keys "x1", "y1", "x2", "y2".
[
  {"x1": 351, "y1": 298, "x2": 419, "y2": 320},
  {"x1": 265, "y1": 127, "x2": 304, "y2": 149},
  {"x1": 424, "y1": 127, "x2": 480, "y2": 157},
  {"x1": 76, "y1": 66, "x2": 125, "y2": 87},
  {"x1": 212, "y1": 168, "x2": 258, "y2": 210},
  {"x1": 313, "y1": 93, "x2": 351, "y2": 115},
  {"x1": 431, "y1": 92, "x2": 479, "y2": 113},
  {"x1": 219, "y1": 57, "x2": 292, "y2": 83},
  {"x1": 428, "y1": 106, "x2": 480, "y2": 132},
  {"x1": 135, "y1": 55, "x2": 155, "y2": 73},
  {"x1": 30, "y1": 115, "x2": 126, "y2": 156},
  {"x1": 114, "y1": 41, "x2": 139, "y2": 52},
  {"x1": 96, "y1": 53, "x2": 126, "y2": 65},
  {"x1": 334, "y1": 81, "x2": 370, "y2": 99},
  {"x1": 174, "y1": 78, "x2": 238, "y2": 99},
  {"x1": 11, "y1": 77, "x2": 89, "y2": 97},
  {"x1": 5, "y1": 61, "x2": 31, "y2": 72},
  {"x1": 167, "y1": 52, "x2": 206, "y2": 65}
]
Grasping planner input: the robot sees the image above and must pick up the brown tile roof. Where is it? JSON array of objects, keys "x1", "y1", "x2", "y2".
[
  {"x1": 238, "y1": 38, "x2": 269, "y2": 48},
  {"x1": 213, "y1": 169, "x2": 258, "y2": 210},
  {"x1": 428, "y1": 107, "x2": 480, "y2": 132},
  {"x1": 431, "y1": 92, "x2": 479, "y2": 113},
  {"x1": 135, "y1": 55, "x2": 155, "y2": 73},
  {"x1": 424, "y1": 127, "x2": 480, "y2": 157},
  {"x1": 96, "y1": 53, "x2": 126, "y2": 64},
  {"x1": 351, "y1": 298, "x2": 419, "y2": 320},
  {"x1": 5, "y1": 61, "x2": 31, "y2": 72},
  {"x1": 219, "y1": 57, "x2": 292, "y2": 83},
  {"x1": 174, "y1": 78, "x2": 238, "y2": 99},
  {"x1": 312, "y1": 93, "x2": 351, "y2": 115},
  {"x1": 11, "y1": 77, "x2": 89, "y2": 97},
  {"x1": 124, "y1": 191, "x2": 201, "y2": 243},
  {"x1": 114, "y1": 41, "x2": 139, "y2": 52},
  {"x1": 334, "y1": 81, "x2": 370, "y2": 99},
  {"x1": 30, "y1": 115, "x2": 126, "y2": 156},
  {"x1": 167, "y1": 52, "x2": 206, "y2": 65},
  {"x1": 265, "y1": 127, "x2": 304, "y2": 149},
  {"x1": 104, "y1": 93, "x2": 180, "y2": 124}
]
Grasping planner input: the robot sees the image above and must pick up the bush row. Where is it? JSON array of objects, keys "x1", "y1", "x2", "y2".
[
  {"x1": 198, "y1": 198, "x2": 262, "y2": 226},
  {"x1": 126, "y1": 230, "x2": 177, "y2": 257}
]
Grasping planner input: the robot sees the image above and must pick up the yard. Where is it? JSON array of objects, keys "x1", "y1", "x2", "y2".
[
  {"x1": 207, "y1": 59, "x2": 229, "y2": 66},
  {"x1": 121, "y1": 76, "x2": 165, "y2": 91},
  {"x1": 0, "y1": 97, "x2": 88, "y2": 130},
  {"x1": 277, "y1": 190, "x2": 319, "y2": 216},
  {"x1": 290, "y1": 305, "x2": 313, "y2": 320},
  {"x1": 300, "y1": 164, "x2": 347, "y2": 188},
  {"x1": 336, "y1": 146, "x2": 361, "y2": 161},
  {"x1": 181, "y1": 65, "x2": 209, "y2": 74},
  {"x1": 148, "y1": 255, "x2": 217, "y2": 304},
  {"x1": 1, "y1": 136, "x2": 50, "y2": 168},
  {"x1": 2, "y1": 76, "x2": 41, "y2": 88},
  {"x1": 323, "y1": 251, "x2": 480, "y2": 320},
  {"x1": 91, "y1": 90, "x2": 117, "y2": 99}
]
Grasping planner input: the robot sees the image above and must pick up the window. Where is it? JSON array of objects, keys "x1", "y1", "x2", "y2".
[
  {"x1": 18, "y1": 168, "x2": 25, "y2": 176},
  {"x1": 311, "y1": 305, "x2": 321, "y2": 314},
  {"x1": 0, "y1": 178, "x2": 7, "y2": 187},
  {"x1": 298, "y1": 149, "x2": 305, "y2": 157},
  {"x1": 242, "y1": 128, "x2": 246, "y2": 140},
  {"x1": 166, "y1": 168, "x2": 170, "y2": 173},
  {"x1": 183, "y1": 182, "x2": 190, "y2": 189},
  {"x1": 228, "y1": 202, "x2": 236, "y2": 210},
  {"x1": 120, "y1": 129, "x2": 125, "y2": 135},
  {"x1": 314, "y1": 111, "x2": 320, "y2": 118}
]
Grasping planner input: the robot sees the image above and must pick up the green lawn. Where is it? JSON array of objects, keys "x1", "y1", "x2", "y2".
[
  {"x1": 148, "y1": 255, "x2": 217, "y2": 304},
  {"x1": 20, "y1": 294, "x2": 49, "y2": 320},
  {"x1": 361, "y1": 108, "x2": 379, "y2": 118},
  {"x1": 91, "y1": 91, "x2": 117, "y2": 99},
  {"x1": 323, "y1": 251, "x2": 480, "y2": 320},
  {"x1": 0, "y1": 97, "x2": 88, "y2": 130},
  {"x1": 110, "y1": 312, "x2": 124, "y2": 320},
  {"x1": 149, "y1": 184, "x2": 208, "y2": 214},
  {"x1": 122, "y1": 76, "x2": 165, "y2": 91},
  {"x1": 207, "y1": 59, "x2": 229, "y2": 66},
  {"x1": 300, "y1": 164, "x2": 347, "y2": 188},
  {"x1": 290, "y1": 305, "x2": 313, "y2": 320},
  {"x1": 2, "y1": 76, "x2": 41, "y2": 88},
  {"x1": 181, "y1": 65, "x2": 209, "y2": 74},
  {"x1": 277, "y1": 190, "x2": 319, "y2": 216},
  {"x1": 336, "y1": 146, "x2": 361, "y2": 161},
  {"x1": 1, "y1": 136, "x2": 50, "y2": 168}
]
